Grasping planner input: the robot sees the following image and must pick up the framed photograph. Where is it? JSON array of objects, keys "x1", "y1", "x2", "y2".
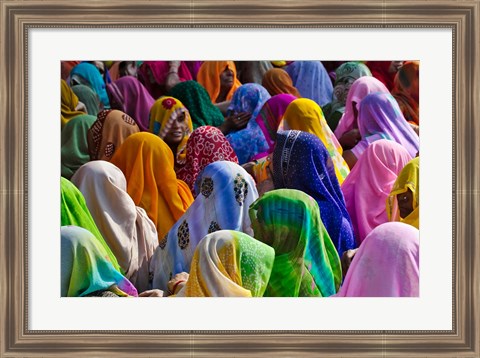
[{"x1": 2, "y1": 0, "x2": 479, "y2": 356}]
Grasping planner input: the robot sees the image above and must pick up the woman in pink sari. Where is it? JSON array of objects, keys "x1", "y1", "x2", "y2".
[
  {"x1": 340, "y1": 139, "x2": 412, "y2": 245},
  {"x1": 335, "y1": 221, "x2": 419, "y2": 297}
]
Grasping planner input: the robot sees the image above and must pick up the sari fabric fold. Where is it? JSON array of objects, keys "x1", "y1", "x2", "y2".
[
  {"x1": 71, "y1": 84, "x2": 102, "y2": 116},
  {"x1": 150, "y1": 161, "x2": 258, "y2": 291},
  {"x1": 61, "y1": 225, "x2": 138, "y2": 297},
  {"x1": 70, "y1": 62, "x2": 110, "y2": 108},
  {"x1": 250, "y1": 189, "x2": 342, "y2": 297},
  {"x1": 110, "y1": 132, "x2": 194, "y2": 242},
  {"x1": 261, "y1": 68, "x2": 301, "y2": 97},
  {"x1": 272, "y1": 130, "x2": 356, "y2": 257},
  {"x1": 196, "y1": 61, "x2": 242, "y2": 103},
  {"x1": 392, "y1": 61, "x2": 420, "y2": 125},
  {"x1": 335, "y1": 222, "x2": 419, "y2": 297},
  {"x1": 61, "y1": 79, "x2": 86, "y2": 128},
  {"x1": 176, "y1": 230, "x2": 274, "y2": 297},
  {"x1": 341, "y1": 139, "x2": 413, "y2": 244}
]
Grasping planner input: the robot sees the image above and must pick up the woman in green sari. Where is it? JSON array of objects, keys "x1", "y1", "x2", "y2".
[{"x1": 249, "y1": 188, "x2": 342, "y2": 297}]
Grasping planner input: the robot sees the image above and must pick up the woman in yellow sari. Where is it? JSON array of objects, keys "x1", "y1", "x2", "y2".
[
  {"x1": 386, "y1": 156, "x2": 419, "y2": 229},
  {"x1": 283, "y1": 98, "x2": 350, "y2": 184},
  {"x1": 110, "y1": 132, "x2": 194, "y2": 242}
]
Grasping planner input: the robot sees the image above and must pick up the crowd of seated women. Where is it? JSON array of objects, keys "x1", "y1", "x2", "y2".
[{"x1": 60, "y1": 60, "x2": 420, "y2": 298}]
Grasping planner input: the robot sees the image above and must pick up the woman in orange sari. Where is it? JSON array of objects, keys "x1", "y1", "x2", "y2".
[{"x1": 110, "y1": 132, "x2": 194, "y2": 242}]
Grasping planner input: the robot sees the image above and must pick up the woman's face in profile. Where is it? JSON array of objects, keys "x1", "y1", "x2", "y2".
[
  {"x1": 220, "y1": 67, "x2": 234, "y2": 89},
  {"x1": 397, "y1": 189, "x2": 414, "y2": 218}
]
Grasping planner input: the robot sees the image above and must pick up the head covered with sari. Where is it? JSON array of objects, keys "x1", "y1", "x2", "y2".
[
  {"x1": 71, "y1": 84, "x2": 102, "y2": 116},
  {"x1": 283, "y1": 98, "x2": 350, "y2": 184},
  {"x1": 87, "y1": 109, "x2": 140, "y2": 161},
  {"x1": 250, "y1": 189, "x2": 342, "y2": 297},
  {"x1": 61, "y1": 114, "x2": 96, "y2": 179},
  {"x1": 284, "y1": 61, "x2": 333, "y2": 107},
  {"x1": 168, "y1": 80, "x2": 225, "y2": 129},
  {"x1": 70, "y1": 62, "x2": 110, "y2": 108},
  {"x1": 224, "y1": 83, "x2": 271, "y2": 164},
  {"x1": 335, "y1": 222, "x2": 419, "y2": 297},
  {"x1": 106, "y1": 75, "x2": 155, "y2": 131},
  {"x1": 71, "y1": 160, "x2": 159, "y2": 292},
  {"x1": 60, "y1": 177, "x2": 121, "y2": 272},
  {"x1": 150, "y1": 160, "x2": 258, "y2": 291},
  {"x1": 272, "y1": 130, "x2": 356, "y2": 257},
  {"x1": 174, "y1": 230, "x2": 275, "y2": 297},
  {"x1": 392, "y1": 61, "x2": 420, "y2": 125},
  {"x1": 261, "y1": 68, "x2": 301, "y2": 97},
  {"x1": 341, "y1": 139, "x2": 413, "y2": 244},
  {"x1": 138, "y1": 61, "x2": 193, "y2": 99},
  {"x1": 196, "y1": 61, "x2": 242, "y2": 103},
  {"x1": 61, "y1": 79, "x2": 86, "y2": 128},
  {"x1": 357, "y1": 92, "x2": 419, "y2": 158},
  {"x1": 334, "y1": 76, "x2": 390, "y2": 139},
  {"x1": 149, "y1": 96, "x2": 193, "y2": 166},
  {"x1": 252, "y1": 93, "x2": 297, "y2": 160},
  {"x1": 110, "y1": 132, "x2": 194, "y2": 241},
  {"x1": 61, "y1": 225, "x2": 138, "y2": 297},
  {"x1": 387, "y1": 156, "x2": 419, "y2": 229},
  {"x1": 176, "y1": 126, "x2": 239, "y2": 194}
]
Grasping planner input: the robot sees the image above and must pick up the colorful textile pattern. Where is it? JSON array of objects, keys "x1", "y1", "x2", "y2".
[
  {"x1": 176, "y1": 126, "x2": 239, "y2": 194},
  {"x1": 392, "y1": 61, "x2": 420, "y2": 125},
  {"x1": 283, "y1": 98, "x2": 350, "y2": 185},
  {"x1": 71, "y1": 161, "x2": 159, "y2": 292},
  {"x1": 261, "y1": 68, "x2": 301, "y2": 97},
  {"x1": 196, "y1": 61, "x2": 242, "y2": 103},
  {"x1": 150, "y1": 161, "x2": 258, "y2": 291},
  {"x1": 71, "y1": 84, "x2": 102, "y2": 116},
  {"x1": 335, "y1": 222, "x2": 419, "y2": 297},
  {"x1": 250, "y1": 189, "x2": 342, "y2": 297},
  {"x1": 61, "y1": 114, "x2": 97, "y2": 179},
  {"x1": 272, "y1": 130, "x2": 356, "y2": 257},
  {"x1": 334, "y1": 76, "x2": 390, "y2": 139},
  {"x1": 175, "y1": 230, "x2": 274, "y2": 297},
  {"x1": 61, "y1": 225, "x2": 138, "y2": 297},
  {"x1": 110, "y1": 132, "x2": 194, "y2": 242},
  {"x1": 387, "y1": 156, "x2": 419, "y2": 229},
  {"x1": 106, "y1": 75, "x2": 155, "y2": 131},
  {"x1": 60, "y1": 177, "x2": 121, "y2": 272},
  {"x1": 138, "y1": 61, "x2": 193, "y2": 99},
  {"x1": 87, "y1": 109, "x2": 140, "y2": 161},
  {"x1": 284, "y1": 61, "x2": 333, "y2": 107},
  {"x1": 322, "y1": 61, "x2": 372, "y2": 131},
  {"x1": 340, "y1": 140, "x2": 412, "y2": 245},
  {"x1": 354, "y1": 92, "x2": 419, "y2": 158},
  {"x1": 61, "y1": 79, "x2": 86, "y2": 128},
  {"x1": 168, "y1": 80, "x2": 225, "y2": 129},
  {"x1": 149, "y1": 96, "x2": 193, "y2": 166},
  {"x1": 70, "y1": 62, "x2": 110, "y2": 108},
  {"x1": 225, "y1": 83, "x2": 271, "y2": 164},
  {"x1": 253, "y1": 94, "x2": 297, "y2": 160}
]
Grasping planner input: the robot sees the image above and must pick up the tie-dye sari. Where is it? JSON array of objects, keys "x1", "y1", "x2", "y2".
[
  {"x1": 250, "y1": 189, "x2": 342, "y2": 297},
  {"x1": 272, "y1": 130, "x2": 356, "y2": 257},
  {"x1": 110, "y1": 132, "x2": 194, "y2": 242},
  {"x1": 61, "y1": 225, "x2": 137, "y2": 297},
  {"x1": 283, "y1": 98, "x2": 350, "y2": 185},
  {"x1": 225, "y1": 83, "x2": 271, "y2": 164},
  {"x1": 150, "y1": 161, "x2": 258, "y2": 291},
  {"x1": 175, "y1": 230, "x2": 274, "y2": 297}
]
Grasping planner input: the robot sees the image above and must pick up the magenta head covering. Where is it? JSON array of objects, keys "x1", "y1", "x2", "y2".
[
  {"x1": 357, "y1": 92, "x2": 419, "y2": 158},
  {"x1": 340, "y1": 139, "x2": 412, "y2": 244},
  {"x1": 335, "y1": 221, "x2": 419, "y2": 297},
  {"x1": 254, "y1": 93, "x2": 297, "y2": 159},
  {"x1": 106, "y1": 76, "x2": 155, "y2": 131},
  {"x1": 334, "y1": 76, "x2": 390, "y2": 138}
]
